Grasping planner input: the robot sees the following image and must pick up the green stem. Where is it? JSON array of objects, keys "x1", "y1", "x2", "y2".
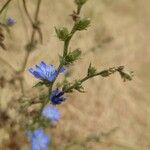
[
  {"x1": 63, "y1": 5, "x2": 81, "y2": 57},
  {"x1": 77, "y1": 5, "x2": 82, "y2": 14},
  {"x1": 49, "y1": 4, "x2": 82, "y2": 90},
  {"x1": 30, "y1": 3, "x2": 85, "y2": 126},
  {"x1": 64, "y1": 66, "x2": 122, "y2": 92},
  {"x1": 63, "y1": 28, "x2": 76, "y2": 57}
]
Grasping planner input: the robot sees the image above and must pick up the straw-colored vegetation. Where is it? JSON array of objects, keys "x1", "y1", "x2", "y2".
[{"x1": 0, "y1": 0, "x2": 150, "y2": 149}]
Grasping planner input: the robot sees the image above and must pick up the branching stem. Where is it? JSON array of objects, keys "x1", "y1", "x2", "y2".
[
  {"x1": 49, "y1": 4, "x2": 82, "y2": 92},
  {"x1": 18, "y1": 0, "x2": 42, "y2": 95},
  {"x1": 21, "y1": 0, "x2": 42, "y2": 72}
]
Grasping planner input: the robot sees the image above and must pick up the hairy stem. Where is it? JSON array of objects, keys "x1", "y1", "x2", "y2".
[
  {"x1": 64, "y1": 66, "x2": 123, "y2": 92},
  {"x1": 63, "y1": 5, "x2": 81, "y2": 57},
  {"x1": 50, "y1": 4, "x2": 83, "y2": 90}
]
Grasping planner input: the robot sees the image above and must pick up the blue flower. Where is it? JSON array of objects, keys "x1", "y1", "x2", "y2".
[
  {"x1": 27, "y1": 128, "x2": 50, "y2": 150},
  {"x1": 29, "y1": 61, "x2": 65, "y2": 82},
  {"x1": 6, "y1": 17, "x2": 15, "y2": 26},
  {"x1": 50, "y1": 89, "x2": 65, "y2": 105},
  {"x1": 42, "y1": 105, "x2": 60, "y2": 122}
]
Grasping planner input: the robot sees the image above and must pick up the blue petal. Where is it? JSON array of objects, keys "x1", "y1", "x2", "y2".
[
  {"x1": 47, "y1": 65, "x2": 56, "y2": 73},
  {"x1": 35, "y1": 65, "x2": 47, "y2": 79},
  {"x1": 29, "y1": 68, "x2": 34, "y2": 74},
  {"x1": 59, "y1": 67, "x2": 65, "y2": 73},
  {"x1": 40, "y1": 61, "x2": 47, "y2": 68},
  {"x1": 27, "y1": 128, "x2": 50, "y2": 150},
  {"x1": 42, "y1": 105, "x2": 60, "y2": 122},
  {"x1": 28, "y1": 61, "x2": 63, "y2": 82},
  {"x1": 29, "y1": 68, "x2": 43, "y2": 79},
  {"x1": 6, "y1": 17, "x2": 15, "y2": 26},
  {"x1": 47, "y1": 71, "x2": 57, "y2": 81}
]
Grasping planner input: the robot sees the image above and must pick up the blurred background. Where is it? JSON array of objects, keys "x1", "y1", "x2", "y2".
[{"x1": 0, "y1": 0, "x2": 150, "y2": 149}]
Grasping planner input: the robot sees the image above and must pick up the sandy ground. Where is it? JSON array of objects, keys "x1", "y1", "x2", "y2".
[{"x1": 0, "y1": 0, "x2": 150, "y2": 149}]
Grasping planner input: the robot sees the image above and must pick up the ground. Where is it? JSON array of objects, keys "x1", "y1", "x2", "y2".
[{"x1": 0, "y1": 0, "x2": 150, "y2": 149}]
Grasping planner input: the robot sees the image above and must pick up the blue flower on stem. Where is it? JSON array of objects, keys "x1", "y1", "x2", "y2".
[
  {"x1": 6, "y1": 17, "x2": 15, "y2": 26},
  {"x1": 42, "y1": 105, "x2": 60, "y2": 122},
  {"x1": 50, "y1": 89, "x2": 65, "y2": 105},
  {"x1": 27, "y1": 128, "x2": 50, "y2": 150},
  {"x1": 29, "y1": 61, "x2": 65, "y2": 82}
]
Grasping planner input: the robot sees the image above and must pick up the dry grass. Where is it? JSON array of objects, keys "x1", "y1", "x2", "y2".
[{"x1": 0, "y1": 0, "x2": 150, "y2": 149}]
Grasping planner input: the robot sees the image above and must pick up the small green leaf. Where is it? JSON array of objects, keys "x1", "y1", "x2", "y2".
[
  {"x1": 87, "y1": 63, "x2": 97, "y2": 76},
  {"x1": 74, "y1": 80, "x2": 85, "y2": 93}
]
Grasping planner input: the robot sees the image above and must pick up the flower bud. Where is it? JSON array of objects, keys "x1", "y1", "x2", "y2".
[
  {"x1": 74, "y1": 18, "x2": 90, "y2": 31},
  {"x1": 55, "y1": 27, "x2": 69, "y2": 41},
  {"x1": 61, "y1": 49, "x2": 81, "y2": 65}
]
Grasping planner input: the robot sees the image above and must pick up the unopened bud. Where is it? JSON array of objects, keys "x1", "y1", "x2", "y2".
[
  {"x1": 55, "y1": 27, "x2": 69, "y2": 41},
  {"x1": 74, "y1": 18, "x2": 90, "y2": 31}
]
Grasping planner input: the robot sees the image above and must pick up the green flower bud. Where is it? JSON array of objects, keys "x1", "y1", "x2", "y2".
[
  {"x1": 60, "y1": 49, "x2": 81, "y2": 65},
  {"x1": 74, "y1": 18, "x2": 90, "y2": 31},
  {"x1": 55, "y1": 27, "x2": 69, "y2": 41}
]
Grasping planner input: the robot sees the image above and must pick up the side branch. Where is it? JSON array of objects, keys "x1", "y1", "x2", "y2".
[{"x1": 63, "y1": 66, "x2": 133, "y2": 93}]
